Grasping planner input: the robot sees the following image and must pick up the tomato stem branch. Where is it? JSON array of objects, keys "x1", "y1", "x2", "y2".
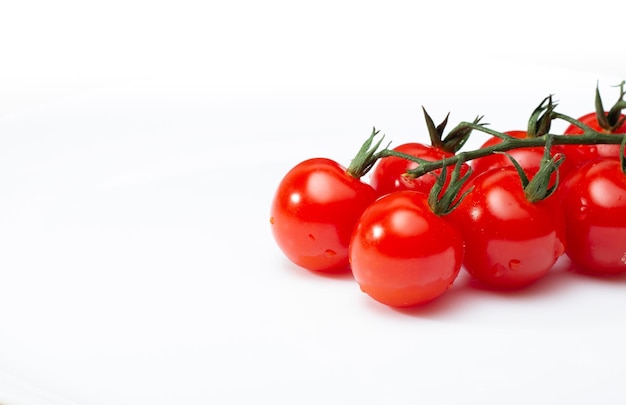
[
  {"x1": 402, "y1": 119, "x2": 626, "y2": 178},
  {"x1": 347, "y1": 127, "x2": 388, "y2": 178}
]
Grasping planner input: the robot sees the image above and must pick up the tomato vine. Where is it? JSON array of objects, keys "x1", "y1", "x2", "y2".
[
  {"x1": 392, "y1": 106, "x2": 626, "y2": 179},
  {"x1": 271, "y1": 80, "x2": 626, "y2": 306}
]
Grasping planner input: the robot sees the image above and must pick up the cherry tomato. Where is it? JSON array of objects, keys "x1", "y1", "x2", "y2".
[
  {"x1": 557, "y1": 111, "x2": 626, "y2": 168},
  {"x1": 560, "y1": 158, "x2": 626, "y2": 274},
  {"x1": 369, "y1": 142, "x2": 470, "y2": 197},
  {"x1": 349, "y1": 191, "x2": 464, "y2": 307},
  {"x1": 270, "y1": 158, "x2": 377, "y2": 273},
  {"x1": 449, "y1": 167, "x2": 566, "y2": 289}
]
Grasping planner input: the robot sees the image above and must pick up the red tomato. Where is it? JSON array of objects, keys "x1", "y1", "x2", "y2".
[
  {"x1": 349, "y1": 191, "x2": 464, "y2": 307},
  {"x1": 471, "y1": 130, "x2": 575, "y2": 178},
  {"x1": 558, "y1": 111, "x2": 626, "y2": 168},
  {"x1": 369, "y1": 143, "x2": 470, "y2": 197},
  {"x1": 270, "y1": 158, "x2": 377, "y2": 273},
  {"x1": 560, "y1": 158, "x2": 626, "y2": 274},
  {"x1": 449, "y1": 167, "x2": 566, "y2": 289}
]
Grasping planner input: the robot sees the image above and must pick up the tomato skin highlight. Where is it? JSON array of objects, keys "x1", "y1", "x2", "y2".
[
  {"x1": 560, "y1": 158, "x2": 626, "y2": 274},
  {"x1": 270, "y1": 158, "x2": 377, "y2": 273},
  {"x1": 369, "y1": 143, "x2": 469, "y2": 197},
  {"x1": 449, "y1": 167, "x2": 566, "y2": 289},
  {"x1": 349, "y1": 191, "x2": 464, "y2": 307}
]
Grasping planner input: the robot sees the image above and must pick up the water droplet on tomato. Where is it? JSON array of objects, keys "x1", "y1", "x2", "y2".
[
  {"x1": 492, "y1": 263, "x2": 507, "y2": 277},
  {"x1": 308, "y1": 234, "x2": 316, "y2": 241},
  {"x1": 508, "y1": 259, "x2": 522, "y2": 271},
  {"x1": 621, "y1": 253, "x2": 626, "y2": 265},
  {"x1": 325, "y1": 249, "x2": 336, "y2": 257},
  {"x1": 269, "y1": 217, "x2": 275, "y2": 224},
  {"x1": 579, "y1": 198, "x2": 589, "y2": 219}
]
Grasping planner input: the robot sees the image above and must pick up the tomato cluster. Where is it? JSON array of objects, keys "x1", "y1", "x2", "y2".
[{"x1": 270, "y1": 87, "x2": 626, "y2": 308}]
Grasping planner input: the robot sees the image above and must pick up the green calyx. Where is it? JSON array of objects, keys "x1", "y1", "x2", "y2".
[
  {"x1": 527, "y1": 95, "x2": 557, "y2": 138},
  {"x1": 504, "y1": 134, "x2": 564, "y2": 203},
  {"x1": 346, "y1": 127, "x2": 388, "y2": 178},
  {"x1": 427, "y1": 159, "x2": 473, "y2": 216},
  {"x1": 595, "y1": 80, "x2": 626, "y2": 132},
  {"x1": 423, "y1": 107, "x2": 483, "y2": 154}
]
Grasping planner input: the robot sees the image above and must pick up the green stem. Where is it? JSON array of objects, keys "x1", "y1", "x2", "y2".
[
  {"x1": 347, "y1": 127, "x2": 387, "y2": 178},
  {"x1": 396, "y1": 119, "x2": 626, "y2": 178}
]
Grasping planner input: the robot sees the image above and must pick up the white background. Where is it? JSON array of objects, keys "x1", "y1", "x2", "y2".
[
  {"x1": 2, "y1": 0, "x2": 624, "y2": 115},
  {"x1": 1, "y1": 1, "x2": 626, "y2": 404}
]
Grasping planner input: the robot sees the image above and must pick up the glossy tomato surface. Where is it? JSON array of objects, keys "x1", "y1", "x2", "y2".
[
  {"x1": 558, "y1": 111, "x2": 626, "y2": 168},
  {"x1": 270, "y1": 158, "x2": 377, "y2": 273},
  {"x1": 369, "y1": 142, "x2": 469, "y2": 197},
  {"x1": 560, "y1": 158, "x2": 626, "y2": 274},
  {"x1": 349, "y1": 191, "x2": 463, "y2": 307},
  {"x1": 449, "y1": 167, "x2": 566, "y2": 289}
]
